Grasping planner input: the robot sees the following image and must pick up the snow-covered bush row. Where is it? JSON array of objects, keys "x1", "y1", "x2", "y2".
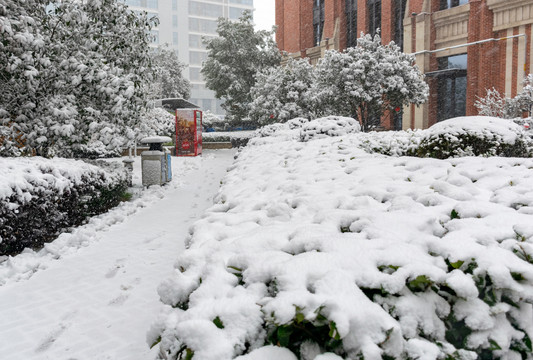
[
  {"x1": 151, "y1": 128, "x2": 533, "y2": 359},
  {"x1": 352, "y1": 129, "x2": 423, "y2": 157},
  {"x1": 252, "y1": 116, "x2": 532, "y2": 159},
  {"x1": 0, "y1": 157, "x2": 129, "y2": 255},
  {"x1": 416, "y1": 117, "x2": 533, "y2": 159},
  {"x1": 202, "y1": 131, "x2": 256, "y2": 142},
  {"x1": 203, "y1": 131, "x2": 256, "y2": 149},
  {"x1": 300, "y1": 116, "x2": 361, "y2": 142}
]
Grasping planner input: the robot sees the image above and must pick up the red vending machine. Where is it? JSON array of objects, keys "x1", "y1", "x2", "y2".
[{"x1": 175, "y1": 109, "x2": 202, "y2": 156}]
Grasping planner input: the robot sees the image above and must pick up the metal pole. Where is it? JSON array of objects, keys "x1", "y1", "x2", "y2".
[{"x1": 410, "y1": 33, "x2": 527, "y2": 56}]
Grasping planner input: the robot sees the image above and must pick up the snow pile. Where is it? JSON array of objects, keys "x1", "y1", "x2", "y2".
[
  {"x1": 300, "y1": 116, "x2": 361, "y2": 142},
  {"x1": 0, "y1": 157, "x2": 129, "y2": 256},
  {"x1": 417, "y1": 116, "x2": 532, "y2": 158},
  {"x1": 151, "y1": 128, "x2": 533, "y2": 359}
]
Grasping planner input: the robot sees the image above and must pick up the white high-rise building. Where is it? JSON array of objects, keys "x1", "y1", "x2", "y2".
[{"x1": 124, "y1": 0, "x2": 254, "y2": 116}]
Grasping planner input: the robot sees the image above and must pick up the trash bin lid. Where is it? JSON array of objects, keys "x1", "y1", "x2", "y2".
[{"x1": 141, "y1": 136, "x2": 172, "y2": 144}]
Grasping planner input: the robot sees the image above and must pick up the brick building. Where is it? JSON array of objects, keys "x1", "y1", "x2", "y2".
[{"x1": 275, "y1": 0, "x2": 533, "y2": 130}]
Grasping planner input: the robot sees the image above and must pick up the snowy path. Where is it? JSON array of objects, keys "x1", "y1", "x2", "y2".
[{"x1": 0, "y1": 149, "x2": 236, "y2": 360}]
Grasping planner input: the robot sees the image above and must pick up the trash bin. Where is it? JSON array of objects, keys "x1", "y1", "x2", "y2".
[{"x1": 141, "y1": 136, "x2": 172, "y2": 187}]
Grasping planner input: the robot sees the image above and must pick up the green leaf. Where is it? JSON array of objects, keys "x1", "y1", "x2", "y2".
[
  {"x1": 408, "y1": 275, "x2": 432, "y2": 292},
  {"x1": 213, "y1": 316, "x2": 224, "y2": 329},
  {"x1": 184, "y1": 348, "x2": 194, "y2": 360},
  {"x1": 450, "y1": 209, "x2": 460, "y2": 219},
  {"x1": 277, "y1": 325, "x2": 293, "y2": 347},
  {"x1": 329, "y1": 321, "x2": 341, "y2": 340},
  {"x1": 295, "y1": 312, "x2": 305, "y2": 324},
  {"x1": 511, "y1": 272, "x2": 525, "y2": 281},
  {"x1": 489, "y1": 339, "x2": 502, "y2": 350},
  {"x1": 149, "y1": 336, "x2": 161, "y2": 349},
  {"x1": 450, "y1": 260, "x2": 464, "y2": 269}
]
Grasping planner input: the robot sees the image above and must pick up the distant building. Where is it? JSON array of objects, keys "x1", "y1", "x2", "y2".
[
  {"x1": 124, "y1": 0, "x2": 254, "y2": 117},
  {"x1": 275, "y1": 0, "x2": 533, "y2": 130}
]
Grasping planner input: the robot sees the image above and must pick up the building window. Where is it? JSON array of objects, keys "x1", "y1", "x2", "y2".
[
  {"x1": 345, "y1": 0, "x2": 358, "y2": 48},
  {"x1": 229, "y1": 0, "x2": 252, "y2": 5},
  {"x1": 190, "y1": 67, "x2": 202, "y2": 82},
  {"x1": 368, "y1": 0, "x2": 381, "y2": 37},
  {"x1": 189, "y1": 18, "x2": 218, "y2": 34},
  {"x1": 173, "y1": 32, "x2": 178, "y2": 45},
  {"x1": 436, "y1": 54, "x2": 467, "y2": 122},
  {"x1": 172, "y1": 0, "x2": 177, "y2": 11},
  {"x1": 173, "y1": 15, "x2": 178, "y2": 27},
  {"x1": 393, "y1": 0, "x2": 407, "y2": 50},
  {"x1": 147, "y1": 0, "x2": 158, "y2": 9},
  {"x1": 189, "y1": 1, "x2": 223, "y2": 18},
  {"x1": 440, "y1": 0, "x2": 468, "y2": 10},
  {"x1": 313, "y1": 0, "x2": 325, "y2": 46},
  {"x1": 229, "y1": 7, "x2": 246, "y2": 20},
  {"x1": 189, "y1": 51, "x2": 207, "y2": 65}
]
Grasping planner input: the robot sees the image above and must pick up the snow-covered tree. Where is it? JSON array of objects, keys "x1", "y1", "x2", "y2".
[
  {"x1": 149, "y1": 46, "x2": 190, "y2": 100},
  {"x1": 476, "y1": 74, "x2": 533, "y2": 119},
  {"x1": 312, "y1": 32, "x2": 429, "y2": 131},
  {"x1": 135, "y1": 107, "x2": 175, "y2": 142},
  {"x1": 249, "y1": 58, "x2": 315, "y2": 124},
  {"x1": 201, "y1": 11, "x2": 281, "y2": 125},
  {"x1": 0, "y1": 0, "x2": 155, "y2": 157}
]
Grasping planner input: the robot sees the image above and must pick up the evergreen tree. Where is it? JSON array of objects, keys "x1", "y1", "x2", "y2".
[
  {"x1": 249, "y1": 58, "x2": 315, "y2": 124},
  {"x1": 202, "y1": 11, "x2": 280, "y2": 124},
  {"x1": 149, "y1": 46, "x2": 190, "y2": 100},
  {"x1": 312, "y1": 33, "x2": 429, "y2": 131},
  {"x1": 0, "y1": 0, "x2": 155, "y2": 157}
]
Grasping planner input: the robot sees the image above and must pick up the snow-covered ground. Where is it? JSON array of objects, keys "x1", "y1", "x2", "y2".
[{"x1": 0, "y1": 149, "x2": 236, "y2": 360}]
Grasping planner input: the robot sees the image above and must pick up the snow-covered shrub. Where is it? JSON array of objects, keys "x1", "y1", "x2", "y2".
[
  {"x1": 475, "y1": 75, "x2": 533, "y2": 119},
  {"x1": 150, "y1": 133, "x2": 533, "y2": 360},
  {"x1": 202, "y1": 111, "x2": 228, "y2": 131},
  {"x1": 355, "y1": 129, "x2": 423, "y2": 156},
  {"x1": 300, "y1": 116, "x2": 361, "y2": 142},
  {"x1": 417, "y1": 116, "x2": 533, "y2": 159},
  {"x1": 58, "y1": 141, "x2": 122, "y2": 159},
  {"x1": 202, "y1": 131, "x2": 255, "y2": 143},
  {"x1": 0, "y1": 158, "x2": 129, "y2": 255}
]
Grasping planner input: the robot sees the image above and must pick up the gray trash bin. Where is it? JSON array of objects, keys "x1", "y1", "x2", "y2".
[{"x1": 141, "y1": 136, "x2": 172, "y2": 187}]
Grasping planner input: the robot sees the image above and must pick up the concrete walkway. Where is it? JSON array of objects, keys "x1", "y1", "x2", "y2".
[{"x1": 0, "y1": 149, "x2": 236, "y2": 360}]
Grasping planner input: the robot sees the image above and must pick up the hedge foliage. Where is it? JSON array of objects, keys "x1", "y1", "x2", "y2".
[{"x1": 0, "y1": 159, "x2": 130, "y2": 256}]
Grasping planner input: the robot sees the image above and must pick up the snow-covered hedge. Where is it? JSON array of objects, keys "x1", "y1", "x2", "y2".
[
  {"x1": 416, "y1": 117, "x2": 532, "y2": 159},
  {"x1": 300, "y1": 116, "x2": 361, "y2": 142},
  {"x1": 202, "y1": 131, "x2": 256, "y2": 148},
  {"x1": 150, "y1": 126, "x2": 533, "y2": 359},
  {"x1": 0, "y1": 157, "x2": 130, "y2": 255}
]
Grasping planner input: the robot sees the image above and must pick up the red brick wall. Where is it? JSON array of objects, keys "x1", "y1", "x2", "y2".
[{"x1": 275, "y1": 0, "x2": 533, "y2": 129}]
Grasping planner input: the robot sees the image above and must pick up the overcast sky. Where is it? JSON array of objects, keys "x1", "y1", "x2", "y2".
[{"x1": 253, "y1": 0, "x2": 275, "y2": 32}]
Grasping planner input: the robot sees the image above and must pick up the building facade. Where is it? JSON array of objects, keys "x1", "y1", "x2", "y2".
[
  {"x1": 275, "y1": 0, "x2": 533, "y2": 130},
  {"x1": 124, "y1": 0, "x2": 254, "y2": 116}
]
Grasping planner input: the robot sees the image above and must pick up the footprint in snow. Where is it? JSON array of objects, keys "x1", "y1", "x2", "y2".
[
  {"x1": 35, "y1": 311, "x2": 76, "y2": 352},
  {"x1": 105, "y1": 258, "x2": 126, "y2": 278},
  {"x1": 108, "y1": 293, "x2": 129, "y2": 306}
]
